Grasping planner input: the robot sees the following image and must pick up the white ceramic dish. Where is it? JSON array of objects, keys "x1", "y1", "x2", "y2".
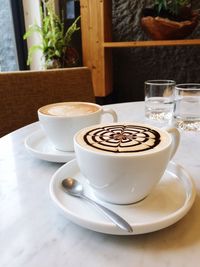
[
  {"x1": 24, "y1": 129, "x2": 75, "y2": 163},
  {"x1": 49, "y1": 159, "x2": 196, "y2": 235}
]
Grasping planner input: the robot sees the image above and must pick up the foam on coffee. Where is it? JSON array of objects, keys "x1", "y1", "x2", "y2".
[
  {"x1": 76, "y1": 124, "x2": 170, "y2": 153},
  {"x1": 39, "y1": 102, "x2": 99, "y2": 117}
]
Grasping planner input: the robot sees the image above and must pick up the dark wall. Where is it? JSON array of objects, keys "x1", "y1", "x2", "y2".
[{"x1": 112, "y1": 0, "x2": 200, "y2": 103}]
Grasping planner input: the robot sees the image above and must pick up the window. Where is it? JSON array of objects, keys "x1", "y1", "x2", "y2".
[
  {"x1": 0, "y1": 0, "x2": 28, "y2": 71},
  {"x1": 0, "y1": 0, "x2": 19, "y2": 71}
]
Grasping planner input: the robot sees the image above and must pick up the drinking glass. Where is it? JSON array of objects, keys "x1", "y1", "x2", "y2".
[
  {"x1": 144, "y1": 80, "x2": 176, "y2": 122},
  {"x1": 173, "y1": 83, "x2": 200, "y2": 131}
]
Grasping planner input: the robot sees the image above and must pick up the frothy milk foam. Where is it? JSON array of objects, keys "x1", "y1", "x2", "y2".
[
  {"x1": 39, "y1": 102, "x2": 99, "y2": 117},
  {"x1": 76, "y1": 124, "x2": 170, "y2": 154}
]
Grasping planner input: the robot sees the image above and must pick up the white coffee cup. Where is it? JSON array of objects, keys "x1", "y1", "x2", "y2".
[
  {"x1": 38, "y1": 102, "x2": 118, "y2": 151},
  {"x1": 74, "y1": 122, "x2": 180, "y2": 204}
]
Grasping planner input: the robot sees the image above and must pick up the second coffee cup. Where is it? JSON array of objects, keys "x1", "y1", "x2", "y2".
[{"x1": 38, "y1": 102, "x2": 118, "y2": 152}]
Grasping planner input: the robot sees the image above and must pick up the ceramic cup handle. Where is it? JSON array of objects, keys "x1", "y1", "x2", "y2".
[
  {"x1": 102, "y1": 109, "x2": 118, "y2": 122},
  {"x1": 165, "y1": 127, "x2": 180, "y2": 159}
]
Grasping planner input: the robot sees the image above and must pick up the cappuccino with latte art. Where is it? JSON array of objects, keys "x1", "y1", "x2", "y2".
[
  {"x1": 75, "y1": 124, "x2": 170, "y2": 154},
  {"x1": 74, "y1": 123, "x2": 180, "y2": 204}
]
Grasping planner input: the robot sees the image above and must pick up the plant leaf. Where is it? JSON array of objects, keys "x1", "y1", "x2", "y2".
[{"x1": 27, "y1": 44, "x2": 43, "y2": 65}]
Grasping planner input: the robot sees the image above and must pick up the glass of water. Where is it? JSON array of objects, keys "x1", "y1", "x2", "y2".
[
  {"x1": 173, "y1": 83, "x2": 200, "y2": 131},
  {"x1": 144, "y1": 80, "x2": 176, "y2": 122}
]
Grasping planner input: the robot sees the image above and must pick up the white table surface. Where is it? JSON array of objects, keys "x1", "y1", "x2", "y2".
[{"x1": 1, "y1": 101, "x2": 200, "y2": 267}]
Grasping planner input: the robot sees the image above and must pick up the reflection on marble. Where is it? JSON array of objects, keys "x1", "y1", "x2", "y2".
[{"x1": 0, "y1": 103, "x2": 200, "y2": 267}]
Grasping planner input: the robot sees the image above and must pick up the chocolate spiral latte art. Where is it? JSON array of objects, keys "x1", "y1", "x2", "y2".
[{"x1": 83, "y1": 125, "x2": 161, "y2": 153}]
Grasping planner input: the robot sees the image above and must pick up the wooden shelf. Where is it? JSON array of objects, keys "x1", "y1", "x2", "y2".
[
  {"x1": 80, "y1": 0, "x2": 200, "y2": 97},
  {"x1": 103, "y1": 39, "x2": 200, "y2": 48}
]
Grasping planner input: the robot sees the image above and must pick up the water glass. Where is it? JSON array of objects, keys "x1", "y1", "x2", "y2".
[
  {"x1": 144, "y1": 80, "x2": 176, "y2": 122},
  {"x1": 173, "y1": 83, "x2": 200, "y2": 131}
]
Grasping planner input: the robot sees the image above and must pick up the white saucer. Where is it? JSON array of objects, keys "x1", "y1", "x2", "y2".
[
  {"x1": 24, "y1": 129, "x2": 75, "y2": 163},
  {"x1": 49, "y1": 159, "x2": 196, "y2": 235}
]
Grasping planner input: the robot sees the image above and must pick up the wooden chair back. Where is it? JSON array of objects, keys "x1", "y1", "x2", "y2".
[{"x1": 0, "y1": 67, "x2": 95, "y2": 137}]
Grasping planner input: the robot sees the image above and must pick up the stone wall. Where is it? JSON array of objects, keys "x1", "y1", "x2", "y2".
[{"x1": 112, "y1": 0, "x2": 200, "y2": 102}]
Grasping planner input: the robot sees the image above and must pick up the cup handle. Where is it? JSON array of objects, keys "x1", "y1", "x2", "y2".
[
  {"x1": 165, "y1": 127, "x2": 180, "y2": 159},
  {"x1": 102, "y1": 109, "x2": 118, "y2": 122}
]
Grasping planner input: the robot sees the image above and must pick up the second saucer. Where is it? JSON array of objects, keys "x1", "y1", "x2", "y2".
[{"x1": 24, "y1": 129, "x2": 75, "y2": 163}]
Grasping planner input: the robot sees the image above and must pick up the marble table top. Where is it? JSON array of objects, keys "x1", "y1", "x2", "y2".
[{"x1": 1, "y1": 101, "x2": 200, "y2": 267}]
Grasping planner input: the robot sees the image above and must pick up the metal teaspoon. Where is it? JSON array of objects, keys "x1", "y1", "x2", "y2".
[{"x1": 61, "y1": 177, "x2": 133, "y2": 233}]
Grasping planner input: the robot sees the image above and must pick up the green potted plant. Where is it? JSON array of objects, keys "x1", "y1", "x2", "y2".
[
  {"x1": 141, "y1": 0, "x2": 199, "y2": 40},
  {"x1": 24, "y1": 1, "x2": 80, "y2": 69}
]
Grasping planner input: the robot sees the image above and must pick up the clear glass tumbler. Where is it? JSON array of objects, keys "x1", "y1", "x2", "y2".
[
  {"x1": 173, "y1": 83, "x2": 200, "y2": 131},
  {"x1": 145, "y1": 80, "x2": 176, "y2": 122}
]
